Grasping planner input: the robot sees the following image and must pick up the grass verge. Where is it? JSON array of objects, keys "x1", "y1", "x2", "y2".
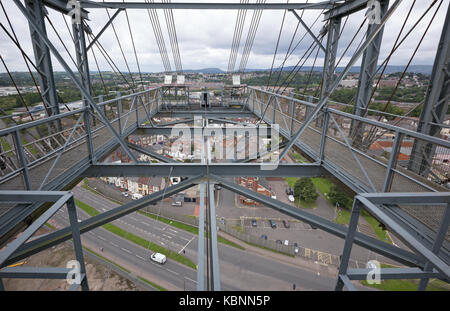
[
  {"x1": 75, "y1": 199, "x2": 197, "y2": 270},
  {"x1": 137, "y1": 276, "x2": 167, "y2": 291},
  {"x1": 84, "y1": 247, "x2": 167, "y2": 291}
]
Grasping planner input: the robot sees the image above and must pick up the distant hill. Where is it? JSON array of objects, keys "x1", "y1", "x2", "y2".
[{"x1": 177, "y1": 65, "x2": 433, "y2": 75}]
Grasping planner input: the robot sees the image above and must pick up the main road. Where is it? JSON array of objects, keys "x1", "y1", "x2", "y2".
[{"x1": 51, "y1": 186, "x2": 346, "y2": 290}]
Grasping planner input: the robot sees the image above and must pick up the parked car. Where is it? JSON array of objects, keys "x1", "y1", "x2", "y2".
[
  {"x1": 251, "y1": 219, "x2": 257, "y2": 227},
  {"x1": 285, "y1": 187, "x2": 293, "y2": 195},
  {"x1": 276, "y1": 240, "x2": 282, "y2": 244},
  {"x1": 269, "y1": 219, "x2": 276, "y2": 229},
  {"x1": 284, "y1": 240, "x2": 289, "y2": 246},
  {"x1": 271, "y1": 195, "x2": 277, "y2": 200},
  {"x1": 294, "y1": 243, "x2": 299, "y2": 254},
  {"x1": 150, "y1": 253, "x2": 166, "y2": 264},
  {"x1": 282, "y1": 220, "x2": 290, "y2": 228},
  {"x1": 214, "y1": 184, "x2": 222, "y2": 190},
  {"x1": 132, "y1": 193, "x2": 143, "y2": 200},
  {"x1": 288, "y1": 195, "x2": 295, "y2": 202},
  {"x1": 261, "y1": 234, "x2": 268, "y2": 240},
  {"x1": 121, "y1": 192, "x2": 129, "y2": 197}
]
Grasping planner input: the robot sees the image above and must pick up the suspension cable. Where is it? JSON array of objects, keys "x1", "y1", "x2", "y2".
[
  {"x1": 0, "y1": 55, "x2": 34, "y2": 121},
  {"x1": 122, "y1": 3, "x2": 143, "y2": 86},
  {"x1": 266, "y1": 0, "x2": 289, "y2": 88},
  {"x1": 364, "y1": 0, "x2": 442, "y2": 145},
  {"x1": 271, "y1": 8, "x2": 323, "y2": 89},
  {"x1": 146, "y1": 0, "x2": 172, "y2": 73},
  {"x1": 103, "y1": 2, "x2": 136, "y2": 89}
]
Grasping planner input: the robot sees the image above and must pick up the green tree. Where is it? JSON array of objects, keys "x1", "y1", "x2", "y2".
[
  {"x1": 328, "y1": 185, "x2": 353, "y2": 209},
  {"x1": 293, "y1": 178, "x2": 318, "y2": 202}
]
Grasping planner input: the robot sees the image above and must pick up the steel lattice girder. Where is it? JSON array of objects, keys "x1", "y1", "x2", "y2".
[
  {"x1": 79, "y1": 1, "x2": 335, "y2": 10},
  {"x1": 1, "y1": 175, "x2": 203, "y2": 267},
  {"x1": 82, "y1": 163, "x2": 328, "y2": 178},
  {"x1": 210, "y1": 174, "x2": 426, "y2": 267}
]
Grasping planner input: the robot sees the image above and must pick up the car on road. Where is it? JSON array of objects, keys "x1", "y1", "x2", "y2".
[
  {"x1": 288, "y1": 195, "x2": 295, "y2": 203},
  {"x1": 276, "y1": 240, "x2": 282, "y2": 244},
  {"x1": 271, "y1": 195, "x2": 277, "y2": 200},
  {"x1": 251, "y1": 219, "x2": 257, "y2": 227},
  {"x1": 282, "y1": 220, "x2": 290, "y2": 228},
  {"x1": 284, "y1": 240, "x2": 289, "y2": 246},
  {"x1": 132, "y1": 193, "x2": 143, "y2": 200},
  {"x1": 261, "y1": 234, "x2": 268, "y2": 240},
  {"x1": 121, "y1": 192, "x2": 129, "y2": 197},
  {"x1": 150, "y1": 253, "x2": 167, "y2": 264},
  {"x1": 269, "y1": 219, "x2": 276, "y2": 229},
  {"x1": 285, "y1": 187, "x2": 293, "y2": 195}
]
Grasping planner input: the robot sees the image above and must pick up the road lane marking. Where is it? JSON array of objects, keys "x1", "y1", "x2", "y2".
[
  {"x1": 121, "y1": 247, "x2": 132, "y2": 254},
  {"x1": 110, "y1": 242, "x2": 119, "y2": 247},
  {"x1": 166, "y1": 268, "x2": 179, "y2": 276},
  {"x1": 136, "y1": 254, "x2": 145, "y2": 260},
  {"x1": 168, "y1": 228, "x2": 178, "y2": 234},
  {"x1": 185, "y1": 277, "x2": 197, "y2": 284},
  {"x1": 97, "y1": 235, "x2": 106, "y2": 241},
  {"x1": 162, "y1": 234, "x2": 172, "y2": 239}
]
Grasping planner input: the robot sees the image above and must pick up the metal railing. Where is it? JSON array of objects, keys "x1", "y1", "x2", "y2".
[{"x1": 0, "y1": 86, "x2": 162, "y2": 193}]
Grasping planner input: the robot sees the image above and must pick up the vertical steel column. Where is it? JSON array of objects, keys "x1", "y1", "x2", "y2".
[
  {"x1": 24, "y1": 0, "x2": 61, "y2": 126},
  {"x1": 351, "y1": 0, "x2": 389, "y2": 146},
  {"x1": 317, "y1": 16, "x2": 341, "y2": 127},
  {"x1": 409, "y1": 4, "x2": 450, "y2": 177},
  {"x1": 66, "y1": 196, "x2": 89, "y2": 291},
  {"x1": 335, "y1": 200, "x2": 362, "y2": 291},
  {"x1": 99, "y1": 95, "x2": 106, "y2": 117},
  {"x1": 117, "y1": 92, "x2": 122, "y2": 136},
  {"x1": 318, "y1": 110, "x2": 329, "y2": 163},
  {"x1": 382, "y1": 131, "x2": 403, "y2": 192},
  {"x1": 417, "y1": 203, "x2": 450, "y2": 290},
  {"x1": 289, "y1": 92, "x2": 295, "y2": 137},
  {"x1": 12, "y1": 130, "x2": 31, "y2": 190},
  {"x1": 196, "y1": 183, "x2": 206, "y2": 291},
  {"x1": 73, "y1": 20, "x2": 95, "y2": 163},
  {"x1": 272, "y1": 98, "x2": 276, "y2": 124},
  {"x1": 208, "y1": 183, "x2": 221, "y2": 291}
]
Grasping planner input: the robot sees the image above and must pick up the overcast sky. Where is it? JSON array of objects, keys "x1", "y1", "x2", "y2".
[{"x1": 0, "y1": 0, "x2": 448, "y2": 73}]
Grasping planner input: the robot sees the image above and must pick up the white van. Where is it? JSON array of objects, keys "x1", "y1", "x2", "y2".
[
  {"x1": 132, "y1": 193, "x2": 143, "y2": 200},
  {"x1": 150, "y1": 252, "x2": 167, "y2": 264}
]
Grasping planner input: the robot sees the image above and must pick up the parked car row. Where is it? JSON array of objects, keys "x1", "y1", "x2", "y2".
[{"x1": 250, "y1": 218, "x2": 291, "y2": 229}]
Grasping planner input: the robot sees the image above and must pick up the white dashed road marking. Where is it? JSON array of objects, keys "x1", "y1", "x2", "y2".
[
  {"x1": 166, "y1": 269, "x2": 179, "y2": 276},
  {"x1": 121, "y1": 247, "x2": 132, "y2": 254}
]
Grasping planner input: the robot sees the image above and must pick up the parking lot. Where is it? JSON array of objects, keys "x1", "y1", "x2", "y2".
[{"x1": 240, "y1": 218, "x2": 316, "y2": 246}]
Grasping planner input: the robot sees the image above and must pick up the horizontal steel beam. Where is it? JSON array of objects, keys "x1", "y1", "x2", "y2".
[
  {"x1": 82, "y1": 163, "x2": 328, "y2": 178},
  {"x1": 154, "y1": 110, "x2": 255, "y2": 118},
  {"x1": 324, "y1": 0, "x2": 369, "y2": 19},
  {"x1": 0, "y1": 267, "x2": 71, "y2": 279},
  {"x1": 80, "y1": 1, "x2": 334, "y2": 10},
  {"x1": 2, "y1": 176, "x2": 203, "y2": 267},
  {"x1": 361, "y1": 192, "x2": 450, "y2": 205},
  {"x1": 135, "y1": 126, "x2": 273, "y2": 136},
  {"x1": 346, "y1": 267, "x2": 445, "y2": 281},
  {"x1": 0, "y1": 191, "x2": 70, "y2": 203},
  {"x1": 211, "y1": 174, "x2": 426, "y2": 267},
  {"x1": 43, "y1": 0, "x2": 89, "y2": 18}
]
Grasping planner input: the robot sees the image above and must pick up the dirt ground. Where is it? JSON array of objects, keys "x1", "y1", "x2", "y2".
[{"x1": 2, "y1": 227, "x2": 139, "y2": 291}]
